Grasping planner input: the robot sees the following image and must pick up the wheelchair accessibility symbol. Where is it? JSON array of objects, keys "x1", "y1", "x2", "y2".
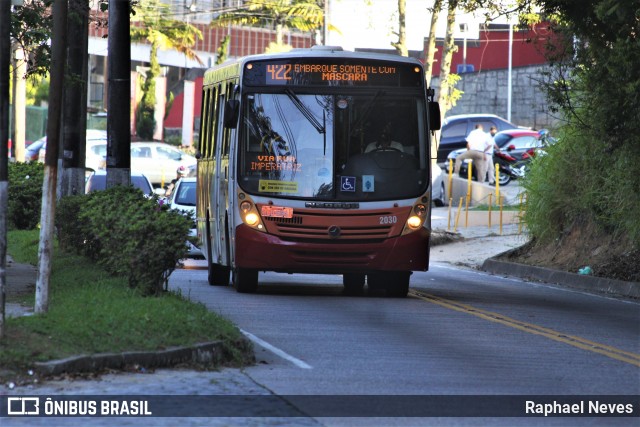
[{"x1": 340, "y1": 176, "x2": 356, "y2": 192}]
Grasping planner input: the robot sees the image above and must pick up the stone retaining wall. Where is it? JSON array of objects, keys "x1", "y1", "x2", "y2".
[{"x1": 431, "y1": 64, "x2": 561, "y2": 130}]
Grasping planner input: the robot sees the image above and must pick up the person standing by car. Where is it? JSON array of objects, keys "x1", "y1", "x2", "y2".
[
  {"x1": 164, "y1": 166, "x2": 190, "y2": 197},
  {"x1": 486, "y1": 126, "x2": 499, "y2": 185},
  {"x1": 454, "y1": 124, "x2": 492, "y2": 182}
]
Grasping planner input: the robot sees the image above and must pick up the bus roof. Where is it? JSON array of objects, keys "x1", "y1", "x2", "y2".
[
  {"x1": 223, "y1": 46, "x2": 421, "y2": 67},
  {"x1": 204, "y1": 46, "x2": 424, "y2": 87}
]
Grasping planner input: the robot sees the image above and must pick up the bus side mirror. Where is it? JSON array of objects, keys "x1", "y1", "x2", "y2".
[
  {"x1": 429, "y1": 101, "x2": 441, "y2": 131},
  {"x1": 224, "y1": 100, "x2": 240, "y2": 129}
]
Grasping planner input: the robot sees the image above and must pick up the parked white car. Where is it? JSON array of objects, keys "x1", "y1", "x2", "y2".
[
  {"x1": 130, "y1": 142, "x2": 197, "y2": 187},
  {"x1": 165, "y1": 177, "x2": 202, "y2": 258},
  {"x1": 29, "y1": 129, "x2": 108, "y2": 164}
]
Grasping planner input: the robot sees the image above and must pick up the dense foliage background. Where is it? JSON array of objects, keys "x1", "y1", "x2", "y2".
[{"x1": 523, "y1": 0, "x2": 640, "y2": 248}]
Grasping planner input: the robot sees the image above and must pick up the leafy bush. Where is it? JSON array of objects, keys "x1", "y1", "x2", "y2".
[
  {"x1": 522, "y1": 127, "x2": 640, "y2": 247},
  {"x1": 56, "y1": 186, "x2": 192, "y2": 295},
  {"x1": 7, "y1": 162, "x2": 44, "y2": 230},
  {"x1": 55, "y1": 194, "x2": 87, "y2": 253}
]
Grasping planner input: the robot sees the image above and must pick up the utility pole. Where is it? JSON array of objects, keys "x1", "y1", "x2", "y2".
[
  {"x1": 62, "y1": 0, "x2": 89, "y2": 197},
  {"x1": 106, "y1": 0, "x2": 131, "y2": 188},
  {"x1": 0, "y1": 0, "x2": 11, "y2": 337},
  {"x1": 36, "y1": 0, "x2": 68, "y2": 314}
]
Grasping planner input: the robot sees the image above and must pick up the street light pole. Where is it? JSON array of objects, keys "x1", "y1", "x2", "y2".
[
  {"x1": 507, "y1": 23, "x2": 513, "y2": 122},
  {"x1": 459, "y1": 23, "x2": 468, "y2": 72}
]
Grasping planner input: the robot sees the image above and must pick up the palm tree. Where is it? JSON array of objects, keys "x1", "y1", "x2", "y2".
[
  {"x1": 210, "y1": 0, "x2": 324, "y2": 48},
  {"x1": 131, "y1": 0, "x2": 203, "y2": 139}
]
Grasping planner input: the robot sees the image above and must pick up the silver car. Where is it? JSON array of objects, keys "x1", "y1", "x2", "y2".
[
  {"x1": 130, "y1": 142, "x2": 197, "y2": 186},
  {"x1": 165, "y1": 177, "x2": 202, "y2": 258}
]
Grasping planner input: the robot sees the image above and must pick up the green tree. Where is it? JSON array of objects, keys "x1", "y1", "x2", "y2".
[
  {"x1": 215, "y1": 35, "x2": 231, "y2": 65},
  {"x1": 131, "y1": 0, "x2": 202, "y2": 140},
  {"x1": 10, "y1": 0, "x2": 53, "y2": 80},
  {"x1": 210, "y1": 0, "x2": 324, "y2": 49},
  {"x1": 518, "y1": 0, "x2": 640, "y2": 247}
]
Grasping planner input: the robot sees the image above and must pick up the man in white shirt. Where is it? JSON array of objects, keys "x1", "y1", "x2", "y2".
[
  {"x1": 486, "y1": 126, "x2": 499, "y2": 185},
  {"x1": 454, "y1": 124, "x2": 492, "y2": 182}
]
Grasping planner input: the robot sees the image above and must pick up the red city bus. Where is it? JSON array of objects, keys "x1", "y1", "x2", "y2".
[{"x1": 196, "y1": 47, "x2": 440, "y2": 297}]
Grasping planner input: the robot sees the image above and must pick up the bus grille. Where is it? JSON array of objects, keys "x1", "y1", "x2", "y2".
[{"x1": 263, "y1": 210, "x2": 403, "y2": 241}]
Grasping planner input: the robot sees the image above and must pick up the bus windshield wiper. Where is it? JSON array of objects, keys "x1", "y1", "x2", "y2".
[{"x1": 285, "y1": 89, "x2": 325, "y2": 134}]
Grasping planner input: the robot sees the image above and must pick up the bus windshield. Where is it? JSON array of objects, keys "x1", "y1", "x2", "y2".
[{"x1": 239, "y1": 90, "x2": 428, "y2": 201}]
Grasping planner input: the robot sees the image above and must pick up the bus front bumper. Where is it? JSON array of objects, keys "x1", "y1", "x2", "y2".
[{"x1": 234, "y1": 224, "x2": 430, "y2": 273}]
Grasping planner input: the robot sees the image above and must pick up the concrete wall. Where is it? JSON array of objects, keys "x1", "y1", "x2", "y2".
[{"x1": 431, "y1": 64, "x2": 561, "y2": 131}]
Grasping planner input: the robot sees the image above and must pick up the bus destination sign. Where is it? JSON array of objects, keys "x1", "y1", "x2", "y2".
[{"x1": 243, "y1": 59, "x2": 423, "y2": 87}]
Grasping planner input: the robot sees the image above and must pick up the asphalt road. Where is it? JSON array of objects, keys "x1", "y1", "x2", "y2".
[
  {"x1": 163, "y1": 265, "x2": 640, "y2": 425},
  {"x1": 4, "y1": 255, "x2": 638, "y2": 427},
  {"x1": 170, "y1": 268, "x2": 639, "y2": 393}
]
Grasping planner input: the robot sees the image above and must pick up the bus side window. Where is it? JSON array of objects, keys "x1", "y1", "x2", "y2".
[
  {"x1": 208, "y1": 86, "x2": 219, "y2": 159},
  {"x1": 199, "y1": 88, "x2": 210, "y2": 158}
]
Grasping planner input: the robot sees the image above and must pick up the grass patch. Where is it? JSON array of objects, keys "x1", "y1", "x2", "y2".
[
  {"x1": 6, "y1": 229, "x2": 40, "y2": 265},
  {"x1": 1, "y1": 230, "x2": 252, "y2": 379}
]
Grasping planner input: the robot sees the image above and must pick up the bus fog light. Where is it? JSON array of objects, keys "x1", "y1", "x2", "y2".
[
  {"x1": 240, "y1": 201, "x2": 252, "y2": 213},
  {"x1": 406, "y1": 215, "x2": 422, "y2": 229},
  {"x1": 244, "y1": 212, "x2": 259, "y2": 226},
  {"x1": 414, "y1": 204, "x2": 427, "y2": 216}
]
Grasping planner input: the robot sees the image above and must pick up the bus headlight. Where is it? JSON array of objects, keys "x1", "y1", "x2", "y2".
[
  {"x1": 402, "y1": 200, "x2": 429, "y2": 235},
  {"x1": 237, "y1": 193, "x2": 265, "y2": 232},
  {"x1": 406, "y1": 215, "x2": 423, "y2": 229},
  {"x1": 244, "y1": 212, "x2": 260, "y2": 226}
]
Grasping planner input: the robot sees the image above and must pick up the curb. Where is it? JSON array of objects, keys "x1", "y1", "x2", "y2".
[
  {"x1": 482, "y1": 256, "x2": 640, "y2": 300},
  {"x1": 33, "y1": 339, "x2": 255, "y2": 377}
]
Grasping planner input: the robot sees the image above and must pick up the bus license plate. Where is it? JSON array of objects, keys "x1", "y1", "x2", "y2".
[{"x1": 261, "y1": 206, "x2": 294, "y2": 219}]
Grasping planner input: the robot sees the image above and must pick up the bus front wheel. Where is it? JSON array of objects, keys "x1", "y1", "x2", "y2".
[
  {"x1": 208, "y1": 261, "x2": 230, "y2": 286},
  {"x1": 233, "y1": 268, "x2": 258, "y2": 293},
  {"x1": 368, "y1": 271, "x2": 410, "y2": 298},
  {"x1": 343, "y1": 273, "x2": 365, "y2": 295}
]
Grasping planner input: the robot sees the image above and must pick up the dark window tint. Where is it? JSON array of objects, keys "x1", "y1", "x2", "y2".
[
  {"x1": 494, "y1": 134, "x2": 514, "y2": 148},
  {"x1": 475, "y1": 121, "x2": 496, "y2": 132},
  {"x1": 175, "y1": 182, "x2": 196, "y2": 206},
  {"x1": 441, "y1": 122, "x2": 467, "y2": 138},
  {"x1": 87, "y1": 175, "x2": 151, "y2": 194}
]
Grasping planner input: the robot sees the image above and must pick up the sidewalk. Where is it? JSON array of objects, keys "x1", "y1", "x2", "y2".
[
  {"x1": 4, "y1": 255, "x2": 37, "y2": 319},
  {"x1": 430, "y1": 206, "x2": 639, "y2": 299},
  {"x1": 430, "y1": 206, "x2": 528, "y2": 269}
]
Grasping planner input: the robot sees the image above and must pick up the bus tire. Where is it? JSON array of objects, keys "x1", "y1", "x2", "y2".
[
  {"x1": 343, "y1": 273, "x2": 365, "y2": 295},
  {"x1": 385, "y1": 272, "x2": 410, "y2": 298},
  {"x1": 368, "y1": 271, "x2": 410, "y2": 298},
  {"x1": 366, "y1": 272, "x2": 386, "y2": 295},
  {"x1": 234, "y1": 268, "x2": 258, "y2": 293},
  {"x1": 208, "y1": 262, "x2": 230, "y2": 286}
]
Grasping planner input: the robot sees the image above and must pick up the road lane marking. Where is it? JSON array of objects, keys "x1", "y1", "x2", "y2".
[
  {"x1": 241, "y1": 329, "x2": 313, "y2": 370},
  {"x1": 410, "y1": 290, "x2": 640, "y2": 367}
]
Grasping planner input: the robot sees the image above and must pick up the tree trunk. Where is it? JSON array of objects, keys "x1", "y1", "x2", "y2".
[
  {"x1": 36, "y1": 0, "x2": 68, "y2": 314},
  {"x1": 62, "y1": 0, "x2": 89, "y2": 197},
  {"x1": 12, "y1": 47, "x2": 26, "y2": 163},
  {"x1": 392, "y1": 0, "x2": 408, "y2": 56},
  {"x1": 0, "y1": 0, "x2": 11, "y2": 337},
  {"x1": 276, "y1": 22, "x2": 284, "y2": 46},
  {"x1": 107, "y1": 0, "x2": 131, "y2": 188},
  {"x1": 424, "y1": 0, "x2": 442, "y2": 87},
  {"x1": 437, "y1": 0, "x2": 458, "y2": 114}
]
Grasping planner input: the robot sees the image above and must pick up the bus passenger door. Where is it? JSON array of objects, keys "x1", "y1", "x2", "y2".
[{"x1": 213, "y1": 92, "x2": 230, "y2": 267}]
